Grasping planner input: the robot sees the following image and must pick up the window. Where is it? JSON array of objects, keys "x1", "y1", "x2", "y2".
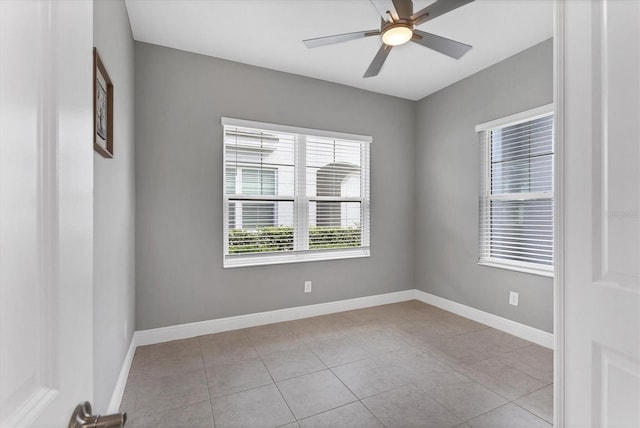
[
  {"x1": 222, "y1": 118, "x2": 370, "y2": 267},
  {"x1": 476, "y1": 104, "x2": 554, "y2": 277}
]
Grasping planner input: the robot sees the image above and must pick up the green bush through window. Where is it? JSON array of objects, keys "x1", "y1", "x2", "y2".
[{"x1": 228, "y1": 226, "x2": 361, "y2": 254}]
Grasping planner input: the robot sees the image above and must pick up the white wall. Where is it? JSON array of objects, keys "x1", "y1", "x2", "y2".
[{"x1": 93, "y1": 0, "x2": 136, "y2": 412}]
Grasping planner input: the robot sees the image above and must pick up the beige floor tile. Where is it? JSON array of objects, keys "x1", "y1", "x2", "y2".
[
  {"x1": 205, "y1": 357, "x2": 273, "y2": 398},
  {"x1": 500, "y1": 345, "x2": 554, "y2": 384},
  {"x1": 428, "y1": 328, "x2": 529, "y2": 366},
  {"x1": 211, "y1": 384, "x2": 295, "y2": 428},
  {"x1": 362, "y1": 384, "x2": 462, "y2": 428},
  {"x1": 331, "y1": 357, "x2": 412, "y2": 399},
  {"x1": 126, "y1": 400, "x2": 213, "y2": 428},
  {"x1": 251, "y1": 333, "x2": 310, "y2": 357},
  {"x1": 461, "y1": 357, "x2": 547, "y2": 400},
  {"x1": 515, "y1": 384, "x2": 554, "y2": 423},
  {"x1": 138, "y1": 355, "x2": 205, "y2": 379},
  {"x1": 307, "y1": 336, "x2": 371, "y2": 367},
  {"x1": 133, "y1": 369, "x2": 209, "y2": 415},
  {"x1": 353, "y1": 327, "x2": 411, "y2": 354},
  {"x1": 245, "y1": 322, "x2": 293, "y2": 340},
  {"x1": 418, "y1": 378, "x2": 508, "y2": 421},
  {"x1": 135, "y1": 338, "x2": 202, "y2": 361},
  {"x1": 432, "y1": 315, "x2": 488, "y2": 336},
  {"x1": 200, "y1": 337, "x2": 259, "y2": 365},
  {"x1": 299, "y1": 402, "x2": 384, "y2": 428},
  {"x1": 262, "y1": 348, "x2": 327, "y2": 381},
  {"x1": 277, "y1": 369, "x2": 357, "y2": 419},
  {"x1": 467, "y1": 402, "x2": 551, "y2": 427},
  {"x1": 377, "y1": 347, "x2": 450, "y2": 380},
  {"x1": 411, "y1": 366, "x2": 474, "y2": 393}
]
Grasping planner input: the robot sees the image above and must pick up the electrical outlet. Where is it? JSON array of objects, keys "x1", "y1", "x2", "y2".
[
  {"x1": 304, "y1": 281, "x2": 312, "y2": 293},
  {"x1": 509, "y1": 291, "x2": 519, "y2": 307}
]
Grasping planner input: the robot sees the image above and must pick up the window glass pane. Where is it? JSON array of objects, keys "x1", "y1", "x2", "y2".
[
  {"x1": 227, "y1": 201, "x2": 294, "y2": 254},
  {"x1": 242, "y1": 168, "x2": 276, "y2": 196},
  {"x1": 309, "y1": 201, "x2": 361, "y2": 249},
  {"x1": 307, "y1": 137, "x2": 362, "y2": 198},
  {"x1": 490, "y1": 199, "x2": 553, "y2": 265},
  {"x1": 225, "y1": 168, "x2": 236, "y2": 194},
  {"x1": 492, "y1": 154, "x2": 552, "y2": 194},
  {"x1": 225, "y1": 127, "x2": 294, "y2": 197},
  {"x1": 490, "y1": 115, "x2": 553, "y2": 195}
]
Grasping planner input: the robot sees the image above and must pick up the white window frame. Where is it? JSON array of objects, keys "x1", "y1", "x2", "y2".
[
  {"x1": 476, "y1": 104, "x2": 555, "y2": 277},
  {"x1": 222, "y1": 117, "x2": 371, "y2": 268}
]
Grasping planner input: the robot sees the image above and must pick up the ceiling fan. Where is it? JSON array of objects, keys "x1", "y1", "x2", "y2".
[{"x1": 303, "y1": 0, "x2": 475, "y2": 78}]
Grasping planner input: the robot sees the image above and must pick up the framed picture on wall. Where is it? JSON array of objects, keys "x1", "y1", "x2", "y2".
[{"x1": 93, "y1": 48, "x2": 114, "y2": 158}]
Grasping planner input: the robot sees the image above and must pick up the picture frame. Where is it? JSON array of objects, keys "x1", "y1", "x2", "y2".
[{"x1": 93, "y1": 48, "x2": 114, "y2": 158}]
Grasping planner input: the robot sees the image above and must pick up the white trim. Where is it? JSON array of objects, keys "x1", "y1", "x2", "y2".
[
  {"x1": 224, "y1": 247, "x2": 370, "y2": 268},
  {"x1": 135, "y1": 290, "x2": 414, "y2": 346},
  {"x1": 132, "y1": 289, "x2": 554, "y2": 348},
  {"x1": 106, "y1": 337, "x2": 138, "y2": 414},
  {"x1": 475, "y1": 103, "x2": 555, "y2": 132},
  {"x1": 414, "y1": 290, "x2": 554, "y2": 349},
  {"x1": 479, "y1": 259, "x2": 554, "y2": 278},
  {"x1": 553, "y1": 0, "x2": 566, "y2": 425},
  {"x1": 221, "y1": 117, "x2": 372, "y2": 143}
]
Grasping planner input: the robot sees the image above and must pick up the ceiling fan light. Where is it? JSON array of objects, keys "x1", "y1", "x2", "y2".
[{"x1": 381, "y1": 24, "x2": 413, "y2": 46}]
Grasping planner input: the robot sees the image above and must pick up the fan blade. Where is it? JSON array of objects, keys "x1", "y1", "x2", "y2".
[
  {"x1": 364, "y1": 44, "x2": 393, "y2": 78},
  {"x1": 370, "y1": 0, "x2": 399, "y2": 22},
  {"x1": 411, "y1": 0, "x2": 474, "y2": 26},
  {"x1": 392, "y1": 0, "x2": 413, "y2": 20},
  {"x1": 411, "y1": 30, "x2": 472, "y2": 59},
  {"x1": 303, "y1": 30, "x2": 380, "y2": 48}
]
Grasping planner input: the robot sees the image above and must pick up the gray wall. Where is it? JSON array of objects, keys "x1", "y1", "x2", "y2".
[
  {"x1": 93, "y1": 0, "x2": 136, "y2": 411},
  {"x1": 135, "y1": 43, "x2": 416, "y2": 330},
  {"x1": 415, "y1": 39, "x2": 554, "y2": 333}
]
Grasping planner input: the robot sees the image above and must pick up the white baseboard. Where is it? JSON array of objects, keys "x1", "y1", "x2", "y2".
[
  {"x1": 135, "y1": 289, "x2": 415, "y2": 346},
  {"x1": 413, "y1": 290, "x2": 554, "y2": 349},
  {"x1": 107, "y1": 335, "x2": 138, "y2": 414},
  {"x1": 109, "y1": 288, "x2": 554, "y2": 411}
]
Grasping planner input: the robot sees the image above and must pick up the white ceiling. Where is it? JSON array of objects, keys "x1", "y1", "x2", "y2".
[{"x1": 125, "y1": 0, "x2": 553, "y2": 101}]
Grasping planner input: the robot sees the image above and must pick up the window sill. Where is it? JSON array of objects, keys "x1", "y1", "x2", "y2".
[
  {"x1": 224, "y1": 247, "x2": 370, "y2": 268},
  {"x1": 478, "y1": 259, "x2": 554, "y2": 278}
]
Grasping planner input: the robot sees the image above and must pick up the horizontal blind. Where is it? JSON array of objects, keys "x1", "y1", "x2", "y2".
[{"x1": 479, "y1": 113, "x2": 554, "y2": 270}]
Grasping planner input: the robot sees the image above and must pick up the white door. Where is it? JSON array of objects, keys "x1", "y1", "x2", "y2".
[
  {"x1": 0, "y1": 1, "x2": 95, "y2": 427},
  {"x1": 560, "y1": 0, "x2": 640, "y2": 427}
]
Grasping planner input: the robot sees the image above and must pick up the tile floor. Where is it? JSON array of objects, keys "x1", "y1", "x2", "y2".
[{"x1": 121, "y1": 301, "x2": 553, "y2": 427}]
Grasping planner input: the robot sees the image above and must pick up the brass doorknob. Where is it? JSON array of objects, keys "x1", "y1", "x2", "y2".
[{"x1": 69, "y1": 402, "x2": 127, "y2": 428}]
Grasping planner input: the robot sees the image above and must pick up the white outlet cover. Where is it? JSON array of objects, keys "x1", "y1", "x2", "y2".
[
  {"x1": 509, "y1": 291, "x2": 519, "y2": 307},
  {"x1": 304, "y1": 281, "x2": 312, "y2": 293}
]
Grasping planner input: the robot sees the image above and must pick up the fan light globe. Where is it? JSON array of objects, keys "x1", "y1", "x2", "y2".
[{"x1": 382, "y1": 24, "x2": 413, "y2": 46}]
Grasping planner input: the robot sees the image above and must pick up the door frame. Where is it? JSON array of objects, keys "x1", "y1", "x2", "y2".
[{"x1": 553, "y1": 0, "x2": 566, "y2": 426}]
